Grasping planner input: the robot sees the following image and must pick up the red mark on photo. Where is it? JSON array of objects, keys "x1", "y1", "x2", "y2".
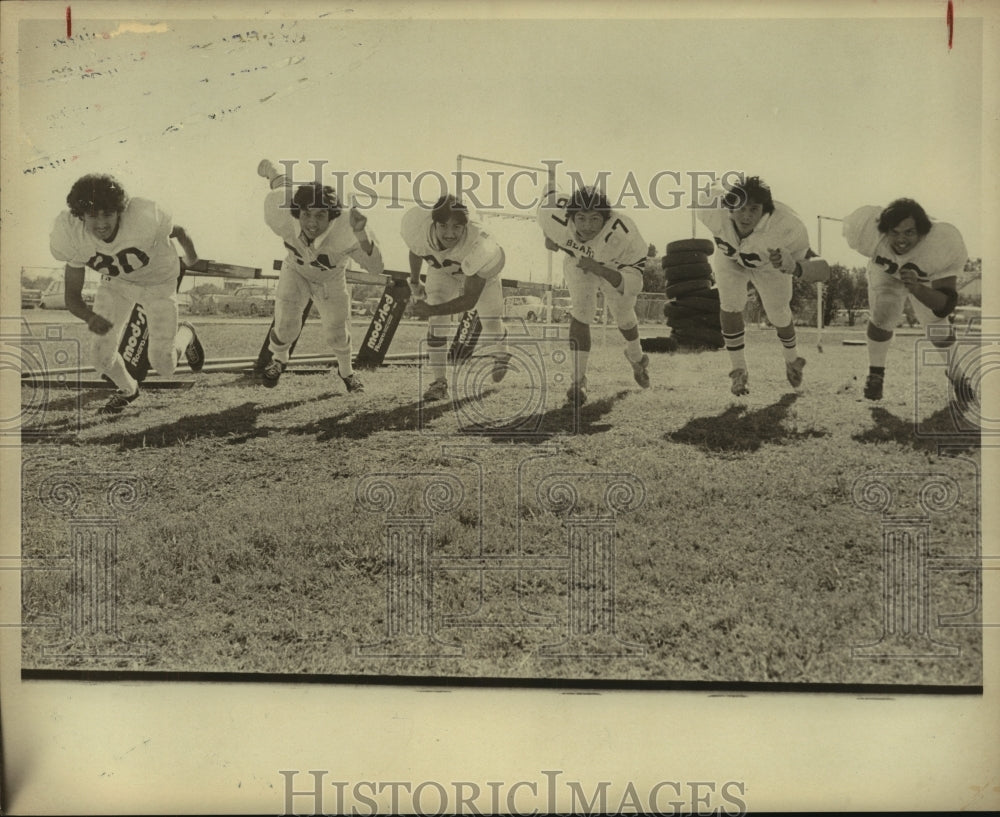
[
  {"x1": 947, "y1": 0, "x2": 954, "y2": 49},
  {"x1": 66, "y1": 6, "x2": 72, "y2": 38}
]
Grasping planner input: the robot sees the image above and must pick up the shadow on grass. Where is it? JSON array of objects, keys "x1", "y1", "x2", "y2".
[
  {"x1": 853, "y1": 405, "x2": 981, "y2": 455},
  {"x1": 288, "y1": 389, "x2": 628, "y2": 444},
  {"x1": 87, "y1": 396, "x2": 327, "y2": 450},
  {"x1": 289, "y1": 393, "x2": 480, "y2": 442},
  {"x1": 470, "y1": 390, "x2": 628, "y2": 444},
  {"x1": 665, "y1": 393, "x2": 828, "y2": 453}
]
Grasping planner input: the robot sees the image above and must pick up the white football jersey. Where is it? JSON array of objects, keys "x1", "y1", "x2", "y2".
[
  {"x1": 265, "y1": 185, "x2": 384, "y2": 283},
  {"x1": 697, "y1": 200, "x2": 810, "y2": 271},
  {"x1": 536, "y1": 190, "x2": 648, "y2": 274},
  {"x1": 49, "y1": 197, "x2": 178, "y2": 285},
  {"x1": 400, "y1": 206, "x2": 503, "y2": 279},
  {"x1": 842, "y1": 205, "x2": 967, "y2": 284}
]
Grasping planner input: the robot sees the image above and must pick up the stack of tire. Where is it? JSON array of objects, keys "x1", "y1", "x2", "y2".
[{"x1": 661, "y1": 238, "x2": 724, "y2": 350}]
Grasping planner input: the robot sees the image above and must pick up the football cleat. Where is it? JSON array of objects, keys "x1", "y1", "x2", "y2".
[
  {"x1": 785, "y1": 356, "x2": 806, "y2": 388},
  {"x1": 630, "y1": 353, "x2": 651, "y2": 388},
  {"x1": 863, "y1": 372, "x2": 884, "y2": 401},
  {"x1": 423, "y1": 377, "x2": 449, "y2": 402},
  {"x1": 492, "y1": 351, "x2": 513, "y2": 383},
  {"x1": 178, "y1": 321, "x2": 205, "y2": 372},
  {"x1": 261, "y1": 358, "x2": 285, "y2": 388},
  {"x1": 341, "y1": 373, "x2": 365, "y2": 394},
  {"x1": 98, "y1": 387, "x2": 140, "y2": 416},
  {"x1": 729, "y1": 368, "x2": 749, "y2": 396},
  {"x1": 566, "y1": 376, "x2": 588, "y2": 406}
]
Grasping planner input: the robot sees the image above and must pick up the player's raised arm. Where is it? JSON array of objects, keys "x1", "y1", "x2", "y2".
[
  {"x1": 260, "y1": 159, "x2": 292, "y2": 234},
  {"x1": 170, "y1": 225, "x2": 199, "y2": 267},
  {"x1": 347, "y1": 201, "x2": 384, "y2": 273}
]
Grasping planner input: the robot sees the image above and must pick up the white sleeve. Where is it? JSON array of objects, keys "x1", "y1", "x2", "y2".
[
  {"x1": 536, "y1": 188, "x2": 571, "y2": 244},
  {"x1": 49, "y1": 213, "x2": 88, "y2": 267},
  {"x1": 264, "y1": 183, "x2": 294, "y2": 237},
  {"x1": 462, "y1": 233, "x2": 504, "y2": 278},
  {"x1": 770, "y1": 209, "x2": 811, "y2": 261},
  {"x1": 842, "y1": 206, "x2": 883, "y2": 257},
  {"x1": 928, "y1": 223, "x2": 968, "y2": 281},
  {"x1": 607, "y1": 216, "x2": 649, "y2": 273}
]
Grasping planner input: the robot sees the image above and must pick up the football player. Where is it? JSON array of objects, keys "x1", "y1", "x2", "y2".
[
  {"x1": 401, "y1": 194, "x2": 510, "y2": 402},
  {"x1": 537, "y1": 185, "x2": 650, "y2": 405},
  {"x1": 696, "y1": 176, "x2": 817, "y2": 396},
  {"x1": 257, "y1": 159, "x2": 383, "y2": 392},
  {"x1": 843, "y1": 198, "x2": 971, "y2": 403},
  {"x1": 49, "y1": 173, "x2": 205, "y2": 416}
]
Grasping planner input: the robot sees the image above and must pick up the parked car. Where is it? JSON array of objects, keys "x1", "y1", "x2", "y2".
[
  {"x1": 39, "y1": 279, "x2": 99, "y2": 309},
  {"x1": 203, "y1": 285, "x2": 275, "y2": 317},
  {"x1": 550, "y1": 296, "x2": 573, "y2": 323},
  {"x1": 950, "y1": 305, "x2": 981, "y2": 331},
  {"x1": 504, "y1": 295, "x2": 545, "y2": 322},
  {"x1": 21, "y1": 287, "x2": 43, "y2": 309}
]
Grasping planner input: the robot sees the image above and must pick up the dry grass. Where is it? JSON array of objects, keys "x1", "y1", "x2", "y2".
[{"x1": 19, "y1": 316, "x2": 983, "y2": 688}]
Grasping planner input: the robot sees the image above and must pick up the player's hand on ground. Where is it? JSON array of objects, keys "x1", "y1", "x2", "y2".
[
  {"x1": 257, "y1": 159, "x2": 277, "y2": 180},
  {"x1": 86, "y1": 312, "x2": 113, "y2": 336},
  {"x1": 411, "y1": 299, "x2": 432, "y2": 319}
]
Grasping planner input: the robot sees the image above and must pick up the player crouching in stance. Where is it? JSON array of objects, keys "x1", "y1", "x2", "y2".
[
  {"x1": 697, "y1": 176, "x2": 826, "y2": 396},
  {"x1": 843, "y1": 198, "x2": 972, "y2": 404},
  {"x1": 537, "y1": 185, "x2": 650, "y2": 405},
  {"x1": 401, "y1": 195, "x2": 510, "y2": 402},
  {"x1": 257, "y1": 159, "x2": 383, "y2": 392},
  {"x1": 49, "y1": 174, "x2": 205, "y2": 416}
]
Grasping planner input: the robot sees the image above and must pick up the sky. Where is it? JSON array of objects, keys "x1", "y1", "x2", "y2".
[{"x1": 5, "y1": 3, "x2": 989, "y2": 289}]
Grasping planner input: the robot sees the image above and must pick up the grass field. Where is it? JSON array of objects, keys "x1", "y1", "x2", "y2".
[{"x1": 18, "y1": 315, "x2": 983, "y2": 687}]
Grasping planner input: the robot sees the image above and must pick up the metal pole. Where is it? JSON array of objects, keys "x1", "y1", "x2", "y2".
[{"x1": 817, "y1": 216, "x2": 824, "y2": 350}]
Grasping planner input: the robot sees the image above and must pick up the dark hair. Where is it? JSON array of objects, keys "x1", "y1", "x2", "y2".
[
  {"x1": 565, "y1": 185, "x2": 612, "y2": 223},
  {"x1": 723, "y1": 176, "x2": 774, "y2": 215},
  {"x1": 431, "y1": 194, "x2": 469, "y2": 226},
  {"x1": 67, "y1": 174, "x2": 128, "y2": 219},
  {"x1": 877, "y1": 198, "x2": 932, "y2": 236},
  {"x1": 291, "y1": 183, "x2": 341, "y2": 220}
]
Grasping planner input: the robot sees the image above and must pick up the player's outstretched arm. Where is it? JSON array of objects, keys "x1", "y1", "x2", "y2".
[
  {"x1": 577, "y1": 255, "x2": 624, "y2": 293},
  {"x1": 413, "y1": 273, "x2": 487, "y2": 319},
  {"x1": 258, "y1": 159, "x2": 279, "y2": 183},
  {"x1": 170, "y1": 225, "x2": 199, "y2": 266},
  {"x1": 64, "y1": 265, "x2": 112, "y2": 335},
  {"x1": 900, "y1": 271, "x2": 958, "y2": 318},
  {"x1": 348, "y1": 203, "x2": 380, "y2": 267},
  {"x1": 407, "y1": 251, "x2": 427, "y2": 300}
]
